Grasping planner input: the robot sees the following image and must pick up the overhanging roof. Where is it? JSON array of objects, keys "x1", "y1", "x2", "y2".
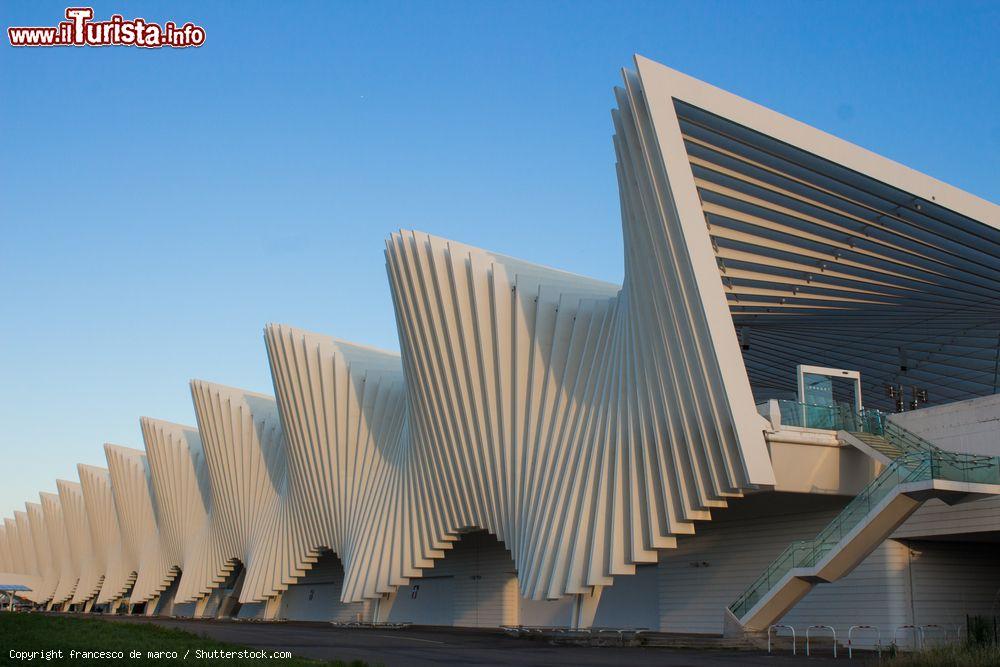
[{"x1": 632, "y1": 56, "x2": 1000, "y2": 410}]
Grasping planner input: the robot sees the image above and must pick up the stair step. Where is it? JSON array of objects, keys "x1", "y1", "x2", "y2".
[{"x1": 846, "y1": 432, "x2": 904, "y2": 459}]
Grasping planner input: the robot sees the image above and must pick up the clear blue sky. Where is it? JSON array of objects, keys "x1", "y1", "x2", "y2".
[{"x1": 1, "y1": 0, "x2": 997, "y2": 516}]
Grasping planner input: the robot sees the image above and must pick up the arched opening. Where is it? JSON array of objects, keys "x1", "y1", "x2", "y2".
[
  {"x1": 386, "y1": 529, "x2": 518, "y2": 627},
  {"x1": 279, "y1": 549, "x2": 367, "y2": 622},
  {"x1": 194, "y1": 560, "x2": 246, "y2": 618},
  {"x1": 120, "y1": 574, "x2": 145, "y2": 615},
  {"x1": 151, "y1": 568, "x2": 190, "y2": 617},
  {"x1": 376, "y1": 529, "x2": 659, "y2": 629}
]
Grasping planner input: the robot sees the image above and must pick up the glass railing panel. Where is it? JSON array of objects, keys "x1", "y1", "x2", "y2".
[
  {"x1": 930, "y1": 452, "x2": 1000, "y2": 485},
  {"x1": 770, "y1": 400, "x2": 891, "y2": 434},
  {"x1": 775, "y1": 400, "x2": 841, "y2": 430}
]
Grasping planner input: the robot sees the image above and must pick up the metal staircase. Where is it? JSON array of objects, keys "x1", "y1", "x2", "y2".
[{"x1": 729, "y1": 415, "x2": 1000, "y2": 632}]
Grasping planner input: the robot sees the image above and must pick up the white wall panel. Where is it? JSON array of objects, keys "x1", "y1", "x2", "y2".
[
  {"x1": 386, "y1": 531, "x2": 517, "y2": 628},
  {"x1": 280, "y1": 553, "x2": 366, "y2": 622}
]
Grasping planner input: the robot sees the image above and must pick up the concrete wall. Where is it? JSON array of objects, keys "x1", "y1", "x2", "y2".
[
  {"x1": 279, "y1": 552, "x2": 366, "y2": 622},
  {"x1": 783, "y1": 539, "x2": 910, "y2": 647},
  {"x1": 517, "y1": 597, "x2": 574, "y2": 627},
  {"x1": 236, "y1": 601, "x2": 266, "y2": 619},
  {"x1": 890, "y1": 394, "x2": 1000, "y2": 456},
  {"x1": 907, "y1": 540, "x2": 1000, "y2": 644},
  {"x1": 197, "y1": 585, "x2": 226, "y2": 618},
  {"x1": 592, "y1": 563, "x2": 659, "y2": 629},
  {"x1": 152, "y1": 575, "x2": 181, "y2": 616},
  {"x1": 171, "y1": 602, "x2": 197, "y2": 617},
  {"x1": 388, "y1": 531, "x2": 517, "y2": 627},
  {"x1": 768, "y1": 435, "x2": 877, "y2": 496}
]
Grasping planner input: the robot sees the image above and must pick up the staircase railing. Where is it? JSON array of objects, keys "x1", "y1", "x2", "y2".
[
  {"x1": 762, "y1": 399, "x2": 888, "y2": 434},
  {"x1": 729, "y1": 449, "x2": 1000, "y2": 621},
  {"x1": 762, "y1": 400, "x2": 943, "y2": 455},
  {"x1": 882, "y1": 421, "x2": 941, "y2": 455}
]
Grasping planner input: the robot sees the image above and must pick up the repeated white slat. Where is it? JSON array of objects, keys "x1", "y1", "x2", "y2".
[
  {"x1": 140, "y1": 417, "x2": 212, "y2": 604},
  {"x1": 78, "y1": 464, "x2": 130, "y2": 604},
  {"x1": 188, "y1": 380, "x2": 287, "y2": 604},
  {"x1": 55, "y1": 480, "x2": 101, "y2": 605},
  {"x1": 104, "y1": 444, "x2": 166, "y2": 604}
]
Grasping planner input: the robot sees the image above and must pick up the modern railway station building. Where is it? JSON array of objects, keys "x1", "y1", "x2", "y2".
[{"x1": 2, "y1": 56, "x2": 999, "y2": 649}]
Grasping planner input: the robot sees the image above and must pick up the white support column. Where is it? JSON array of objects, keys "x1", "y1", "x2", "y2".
[
  {"x1": 373, "y1": 591, "x2": 397, "y2": 623},
  {"x1": 263, "y1": 593, "x2": 283, "y2": 620},
  {"x1": 572, "y1": 586, "x2": 603, "y2": 630},
  {"x1": 193, "y1": 594, "x2": 210, "y2": 618},
  {"x1": 767, "y1": 399, "x2": 782, "y2": 431},
  {"x1": 144, "y1": 596, "x2": 159, "y2": 616}
]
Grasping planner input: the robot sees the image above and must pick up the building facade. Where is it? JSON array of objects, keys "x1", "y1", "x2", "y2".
[{"x1": 2, "y1": 56, "x2": 999, "y2": 647}]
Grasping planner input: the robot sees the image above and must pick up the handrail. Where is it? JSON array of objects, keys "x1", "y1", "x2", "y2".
[{"x1": 768, "y1": 399, "x2": 889, "y2": 433}]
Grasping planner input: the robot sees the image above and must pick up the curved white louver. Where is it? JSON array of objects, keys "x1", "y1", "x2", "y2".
[
  {"x1": 187, "y1": 380, "x2": 287, "y2": 604},
  {"x1": 78, "y1": 464, "x2": 130, "y2": 604},
  {"x1": 55, "y1": 480, "x2": 101, "y2": 605},
  {"x1": 40, "y1": 492, "x2": 76, "y2": 604},
  {"x1": 253, "y1": 207, "x2": 776, "y2": 604},
  {"x1": 104, "y1": 444, "x2": 166, "y2": 604},
  {"x1": 139, "y1": 417, "x2": 212, "y2": 604},
  {"x1": 263, "y1": 324, "x2": 409, "y2": 602},
  {"x1": 18, "y1": 509, "x2": 49, "y2": 603}
]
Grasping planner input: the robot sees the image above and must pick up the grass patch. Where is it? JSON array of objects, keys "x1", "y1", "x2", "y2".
[
  {"x1": 883, "y1": 643, "x2": 1000, "y2": 666},
  {"x1": 0, "y1": 613, "x2": 366, "y2": 666}
]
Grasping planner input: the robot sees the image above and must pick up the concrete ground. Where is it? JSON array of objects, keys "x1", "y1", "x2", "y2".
[{"x1": 100, "y1": 616, "x2": 861, "y2": 666}]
